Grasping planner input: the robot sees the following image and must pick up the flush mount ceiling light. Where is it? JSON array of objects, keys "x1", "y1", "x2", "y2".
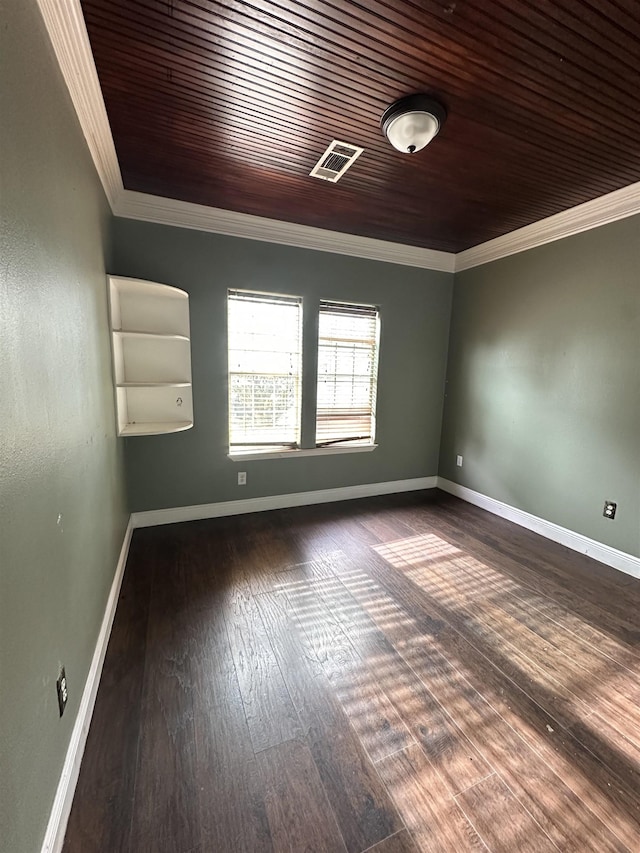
[{"x1": 381, "y1": 94, "x2": 447, "y2": 154}]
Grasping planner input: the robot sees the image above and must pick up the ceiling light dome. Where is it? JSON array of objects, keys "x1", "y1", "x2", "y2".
[{"x1": 381, "y1": 94, "x2": 447, "y2": 154}]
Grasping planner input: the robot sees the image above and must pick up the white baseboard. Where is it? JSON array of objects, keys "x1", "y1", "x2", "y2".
[
  {"x1": 437, "y1": 478, "x2": 640, "y2": 580},
  {"x1": 41, "y1": 518, "x2": 134, "y2": 853},
  {"x1": 131, "y1": 476, "x2": 438, "y2": 528}
]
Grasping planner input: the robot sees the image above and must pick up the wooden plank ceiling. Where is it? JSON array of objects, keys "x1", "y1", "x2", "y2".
[{"x1": 80, "y1": 0, "x2": 640, "y2": 253}]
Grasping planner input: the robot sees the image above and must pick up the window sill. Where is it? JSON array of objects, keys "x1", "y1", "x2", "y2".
[{"x1": 228, "y1": 444, "x2": 378, "y2": 462}]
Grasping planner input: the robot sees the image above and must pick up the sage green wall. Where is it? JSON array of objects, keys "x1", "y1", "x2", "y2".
[
  {"x1": 0, "y1": 2, "x2": 128, "y2": 851},
  {"x1": 111, "y1": 219, "x2": 453, "y2": 512},
  {"x1": 440, "y1": 217, "x2": 640, "y2": 558}
]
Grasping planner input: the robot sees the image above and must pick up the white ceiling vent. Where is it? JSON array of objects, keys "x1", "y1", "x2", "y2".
[{"x1": 309, "y1": 140, "x2": 364, "y2": 182}]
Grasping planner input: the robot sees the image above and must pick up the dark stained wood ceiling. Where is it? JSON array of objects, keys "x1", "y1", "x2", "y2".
[{"x1": 80, "y1": 0, "x2": 640, "y2": 253}]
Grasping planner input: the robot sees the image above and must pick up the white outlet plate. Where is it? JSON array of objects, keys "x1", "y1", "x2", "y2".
[
  {"x1": 456, "y1": 455, "x2": 463, "y2": 467},
  {"x1": 238, "y1": 472, "x2": 247, "y2": 485}
]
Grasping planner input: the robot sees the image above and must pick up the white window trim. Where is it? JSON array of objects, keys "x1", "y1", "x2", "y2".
[
  {"x1": 228, "y1": 443, "x2": 378, "y2": 462},
  {"x1": 228, "y1": 289, "x2": 303, "y2": 452},
  {"x1": 316, "y1": 300, "x2": 380, "y2": 448}
]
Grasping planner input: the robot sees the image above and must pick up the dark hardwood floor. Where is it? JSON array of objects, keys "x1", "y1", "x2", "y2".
[{"x1": 64, "y1": 490, "x2": 640, "y2": 852}]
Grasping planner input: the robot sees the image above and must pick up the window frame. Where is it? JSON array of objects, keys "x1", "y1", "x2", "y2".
[
  {"x1": 315, "y1": 299, "x2": 381, "y2": 449},
  {"x1": 227, "y1": 289, "x2": 303, "y2": 454},
  {"x1": 226, "y1": 290, "x2": 380, "y2": 460}
]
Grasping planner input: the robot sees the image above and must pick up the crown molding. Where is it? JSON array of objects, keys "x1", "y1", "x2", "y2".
[
  {"x1": 37, "y1": 0, "x2": 640, "y2": 275},
  {"x1": 455, "y1": 180, "x2": 640, "y2": 271},
  {"x1": 36, "y1": 0, "x2": 123, "y2": 209},
  {"x1": 114, "y1": 190, "x2": 455, "y2": 271}
]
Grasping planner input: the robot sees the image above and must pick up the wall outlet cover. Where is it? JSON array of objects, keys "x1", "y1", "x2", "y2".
[
  {"x1": 56, "y1": 667, "x2": 68, "y2": 717},
  {"x1": 456, "y1": 455, "x2": 463, "y2": 467}
]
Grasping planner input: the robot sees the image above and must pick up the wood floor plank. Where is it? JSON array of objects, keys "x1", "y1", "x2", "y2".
[
  {"x1": 436, "y1": 561, "x2": 640, "y2": 744},
  {"x1": 275, "y1": 505, "x2": 345, "y2": 565},
  {"x1": 257, "y1": 739, "x2": 347, "y2": 852},
  {"x1": 268, "y1": 555, "x2": 338, "y2": 594},
  {"x1": 400, "y1": 648, "x2": 628, "y2": 853},
  {"x1": 418, "y1": 543, "x2": 640, "y2": 704},
  {"x1": 455, "y1": 774, "x2": 558, "y2": 852},
  {"x1": 304, "y1": 571, "x2": 491, "y2": 792},
  {"x1": 365, "y1": 829, "x2": 420, "y2": 852},
  {"x1": 329, "y1": 656, "x2": 415, "y2": 765},
  {"x1": 502, "y1": 582, "x2": 640, "y2": 671},
  {"x1": 359, "y1": 511, "x2": 417, "y2": 545},
  {"x1": 189, "y1": 604, "x2": 273, "y2": 851},
  {"x1": 478, "y1": 572, "x2": 639, "y2": 680},
  {"x1": 462, "y1": 593, "x2": 640, "y2": 749},
  {"x1": 255, "y1": 589, "x2": 403, "y2": 853},
  {"x1": 567, "y1": 713, "x2": 640, "y2": 793},
  {"x1": 245, "y1": 520, "x2": 306, "y2": 596},
  {"x1": 394, "y1": 600, "x2": 640, "y2": 850},
  {"x1": 409, "y1": 624, "x2": 640, "y2": 851},
  {"x1": 376, "y1": 744, "x2": 486, "y2": 852},
  {"x1": 276, "y1": 569, "x2": 357, "y2": 679},
  {"x1": 222, "y1": 582, "x2": 303, "y2": 752},
  {"x1": 339, "y1": 542, "x2": 584, "y2": 736},
  {"x1": 179, "y1": 519, "x2": 238, "y2": 611},
  {"x1": 337, "y1": 562, "x2": 632, "y2": 852},
  {"x1": 128, "y1": 560, "x2": 200, "y2": 853},
  {"x1": 370, "y1": 537, "x2": 595, "y2": 728},
  {"x1": 278, "y1": 568, "x2": 415, "y2": 763},
  {"x1": 194, "y1": 513, "x2": 295, "y2": 600}
]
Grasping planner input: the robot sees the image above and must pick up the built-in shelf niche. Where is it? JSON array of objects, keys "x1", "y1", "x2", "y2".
[{"x1": 108, "y1": 276, "x2": 194, "y2": 436}]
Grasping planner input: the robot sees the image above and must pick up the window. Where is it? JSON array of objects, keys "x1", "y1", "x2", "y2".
[
  {"x1": 316, "y1": 301, "x2": 380, "y2": 447},
  {"x1": 228, "y1": 290, "x2": 302, "y2": 452},
  {"x1": 228, "y1": 290, "x2": 380, "y2": 456}
]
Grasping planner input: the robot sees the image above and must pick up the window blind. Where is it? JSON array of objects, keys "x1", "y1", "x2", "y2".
[
  {"x1": 315, "y1": 301, "x2": 380, "y2": 447},
  {"x1": 228, "y1": 290, "x2": 302, "y2": 452}
]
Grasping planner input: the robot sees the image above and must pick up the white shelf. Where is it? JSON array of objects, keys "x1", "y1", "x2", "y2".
[
  {"x1": 114, "y1": 330, "x2": 189, "y2": 341},
  {"x1": 109, "y1": 276, "x2": 190, "y2": 336},
  {"x1": 116, "y1": 382, "x2": 191, "y2": 388},
  {"x1": 120, "y1": 421, "x2": 193, "y2": 437},
  {"x1": 108, "y1": 276, "x2": 193, "y2": 436}
]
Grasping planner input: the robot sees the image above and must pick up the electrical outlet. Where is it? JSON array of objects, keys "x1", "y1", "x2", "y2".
[
  {"x1": 456, "y1": 455, "x2": 463, "y2": 467},
  {"x1": 56, "y1": 667, "x2": 68, "y2": 717},
  {"x1": 238, "y1": 471, "x2": 247, "y2": 486},
  {"x1": 603, "y1": 500, "x2": 617, "y2": 520}
]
